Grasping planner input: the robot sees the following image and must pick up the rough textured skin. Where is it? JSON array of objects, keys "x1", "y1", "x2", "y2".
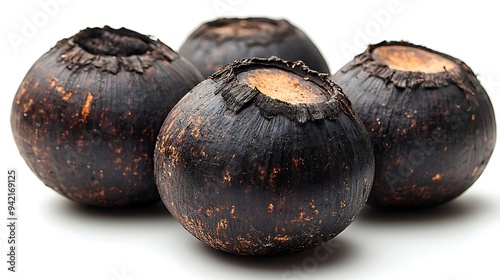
[
  {"x1": 332, "y1": 41, "x2": 497, "y2": 209},
  {"x1": 11, "y1": 26, "x2": 204, "y2": 207},
  {"x1": 155, "y1": 57, "x2": 374, "y2": 255},
  {"x1": 179, "y1": 18, "x2": 330, "y2": 77}
]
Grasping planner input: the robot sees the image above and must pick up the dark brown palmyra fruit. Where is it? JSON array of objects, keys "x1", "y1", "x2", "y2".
[
  {"x1": 11, "y1": 26, "x2": 203, "y2": 207},
  {"x1": 332, "y1": 41, "x2": 496, "y2": 208},
  {"x1": 155, "y1": 57, "x2": 374, "y2": 255},
  {"x1": 179, "y1": 17, "x2": 330, "y2": 77}
]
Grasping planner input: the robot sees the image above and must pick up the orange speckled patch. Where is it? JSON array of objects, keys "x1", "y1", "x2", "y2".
[{"x1": 81, "y1": 93, "x2": 93, "y2": 120}]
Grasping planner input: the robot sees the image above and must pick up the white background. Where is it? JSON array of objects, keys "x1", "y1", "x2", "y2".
[{"x1": 1, "y1": 0, "x2": 499, "y2": 279}]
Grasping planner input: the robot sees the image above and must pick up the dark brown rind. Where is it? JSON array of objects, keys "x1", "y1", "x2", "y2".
[
  {"x1": 179, "y1": 18, "x2": 330, "y2": 77},
  {"x1": 11, "y1": 26, "x2": 204, "y2": 207},
  {"x1": 332, "y1": 41, "x2": 496, "y2": 208},
  {"x1": 186, "y1": 18, "x2": 295, "y2": 45},
  {"x1": 209, "y1": 57, "x2": 353, "y2": 123},
  {"x1": 58, "y1": 26, "x2": 179, "y2": 74},
  {"x1": 155, "y1": 58, "x2": 375, "y2": 255},
  {"x1": 343, "y1": 41, "x2": 478, "y2": 90}
]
